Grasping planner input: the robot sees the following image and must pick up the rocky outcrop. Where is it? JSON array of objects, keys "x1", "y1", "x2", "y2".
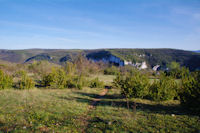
[
  {"x1": 88, "y1": 54, "x2": 124, "y2": 66},
  {"x1": 124, "y1": 60, "x2": 148, "y2": 69},
  {"x1": 153, "y1": 65, "x2": 160, "y2": 71},
  {"x1": 24, "y1": 54, "x2": 52, "y2": 63}
]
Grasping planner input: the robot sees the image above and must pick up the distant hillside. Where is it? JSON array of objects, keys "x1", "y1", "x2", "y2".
[
  {"x1": 107, "y1": 49, "x2": 200, "y2": 70},
  {"x1": 194, "y1": 50, "x2": 200, "y2": 53},
  {"x1": 0, "y1": 48, "x2": 200, "y2": 70},
  {"x1": 0, "y1": 49, "x2": 82, "y2": 64}
]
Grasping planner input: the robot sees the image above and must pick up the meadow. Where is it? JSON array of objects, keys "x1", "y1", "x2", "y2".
[
  {"x1": 0, "y1": 58, "x2": 200, "y2": 132},
  {"x1": 0, "y1": 74, "x2": 199, "y2": 133}
]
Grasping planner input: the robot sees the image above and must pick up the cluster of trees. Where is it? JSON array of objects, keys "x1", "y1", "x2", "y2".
[
  {"x1": 113, "y1": 68, "x2": 200, "y2": 113},
  {"x1": 165, "y1": 61, "x2": 190, "y2": 79},
  {"x1": 42, "y1": 70, "x2": 84, "y2": 89},
  {"x1": 0, "y1": 55, "x2": 106, "y2": 90},
  {"x1": 0, "y1": 66, "x2": 105, "y2": 90}
]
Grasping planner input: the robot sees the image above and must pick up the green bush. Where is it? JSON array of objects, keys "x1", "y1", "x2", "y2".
[
  {"x1": 89, "y1": 78, "x2": 104, "y2": 88},
  {"x1": 41, "y1": 74, "x2": 54, "y2": 87},
  {"x1": 113, "y1": 73, "x2": 124, "y2": 88},
  {"x1": 123, "y1": 71, "x2": 149, "y2": 98},
  {"x1": 0, "y1": 69, "x2": 13, "y2": 89},
  {"x1": 113, "y1": 71, "x2": 149, "y2": 109},
  {"x1": 114, "y1": 71, "x2": 150, "y2": 99},
  {"x1": 51, "y1": 68, "x2": 67, "y2": 89},
  {"x1": 179, "y1": 71, "x2": 200, "y2": 113},
  {"x1": 41, "y1": 67, "x2": 87, "y2": 89},
  {"x1": 165, "y1": 67, "x2": 190, "y2": 79},
  {"x1": 41, "y1": 68, "x2": 67, "y2": 89},
  {"x1": 149, "y1": 76, "x2": 178, "y2": 101},
  {"x1": 16, "y1": 71, "x2": 35, "y2": 89}
]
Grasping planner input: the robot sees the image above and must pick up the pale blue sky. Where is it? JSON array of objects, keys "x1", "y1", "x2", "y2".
[{"x1": 0, "y1": 0, "x2": 200, "y2": 50}]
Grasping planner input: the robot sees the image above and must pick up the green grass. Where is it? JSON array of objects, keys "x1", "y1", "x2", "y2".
[
  {"x1": 0, "y1": 88, "x2": 103, "y2": 132},
  {"x1": 85, "y1": 89, "x2": 200, "y2": 133},
  {"x1": 87, "y1": 74, "x2": 116, "y2": 86},
  {"x1": 0, "y1": 75, "x2": 199, "y2": 132}
]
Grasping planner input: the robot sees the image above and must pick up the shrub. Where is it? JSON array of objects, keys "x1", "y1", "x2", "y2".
[
  {"x1": 121, "y1": 71, "x2": 150, "y2": 99},
  {"x1": 41, "y1": 68, "x2": 66, "y2": 88},
  {"x1": 165, "y1": 67, "x2": 190, "y2": 79},
  {"x1": 113, "y1": 70, "x2": 149, "y2": 109},
  {"x1": 41, "y1": 74, "x2": 54, "y2": 87},
  {"x1": 16, "y1": 71, "x2": 35, "y2": 89},
  {"x1": 113, "y1": 73, "x2": 124, "y2": 88},
  {"x1": 89, "y1": 78, "x2": 104, "y2": 88},
  {"x1": 53, "y1": 68, "x2": 67, "y2": 89},
  {"x1": 0, "y1": 69, "x2": 13, "y2": 89},
  {"x1": 114, "y1": 70, "x2": 150, "y2": 98},
  {"x1": 41, "y1": 67, "x2": 88, "y2": 89},
  {"x1": 149, "y1": 76, "x2": 178, "y2": 101},
  {"x1": 179, "y1": 71, "x2": 200, "y2": 113}
]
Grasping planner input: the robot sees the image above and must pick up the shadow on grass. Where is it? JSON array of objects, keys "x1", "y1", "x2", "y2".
[
  {"x1": 75, "y1": 92, "x2": 123, "y2": 99},
  {"x1": 72, "y1": 91, "x2": 196, "y2": 116}
]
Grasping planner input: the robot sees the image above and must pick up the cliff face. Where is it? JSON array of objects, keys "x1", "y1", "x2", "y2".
[
  {"x1": 87, "y1": 54, "x2": 124, "y2": 66},
  {"x1": 87, "y1": 53, "x2": 148, "y2": 69}
]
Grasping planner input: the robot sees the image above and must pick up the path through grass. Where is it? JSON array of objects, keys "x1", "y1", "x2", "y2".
[{"x1": 0, "y1": 87, "x2": 199, "y2": 132}]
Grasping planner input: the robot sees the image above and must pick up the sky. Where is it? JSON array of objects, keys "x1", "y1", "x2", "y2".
[{"x1": 0, "y1": 0, "x2": 200, "y2": 50}]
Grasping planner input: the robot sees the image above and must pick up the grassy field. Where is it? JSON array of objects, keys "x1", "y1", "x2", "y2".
[
  {"x1": 86, "y1": 74, "x2": 116, "y2": 86},
  {"x1": 0, "y1": 88, "x2": 105, "y2": 132},
  {"x1": 0, "y1": 75, "x2": 199, "y2": 132}
]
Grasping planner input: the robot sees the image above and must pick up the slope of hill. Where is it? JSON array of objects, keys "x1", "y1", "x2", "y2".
[
  {"x1": 194, "y1": 50, "x2": 200, "y2": 53},
  {"x1": 0, "y1": 49, "x2": 200, "y2": 70},
  {"x1": 107, "y1": 49, "x2": 200, "y2": 70}
]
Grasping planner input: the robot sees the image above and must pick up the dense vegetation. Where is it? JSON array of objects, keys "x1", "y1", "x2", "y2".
[
  {"x1": 113, "y1": 65, "x2": 200, "y2": 114},
  {"x1": 179, "y1": 71, "x2": 200, "y2": 113}
]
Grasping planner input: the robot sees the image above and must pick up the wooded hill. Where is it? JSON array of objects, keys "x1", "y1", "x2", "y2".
[{"x1": 0, "y1": 48, "x2": 199, "y2": 70}]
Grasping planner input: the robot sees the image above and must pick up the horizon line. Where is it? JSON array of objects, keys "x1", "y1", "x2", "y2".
[{"x1": 0, "y1": 48, "x2": 198, "y2": 51}]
